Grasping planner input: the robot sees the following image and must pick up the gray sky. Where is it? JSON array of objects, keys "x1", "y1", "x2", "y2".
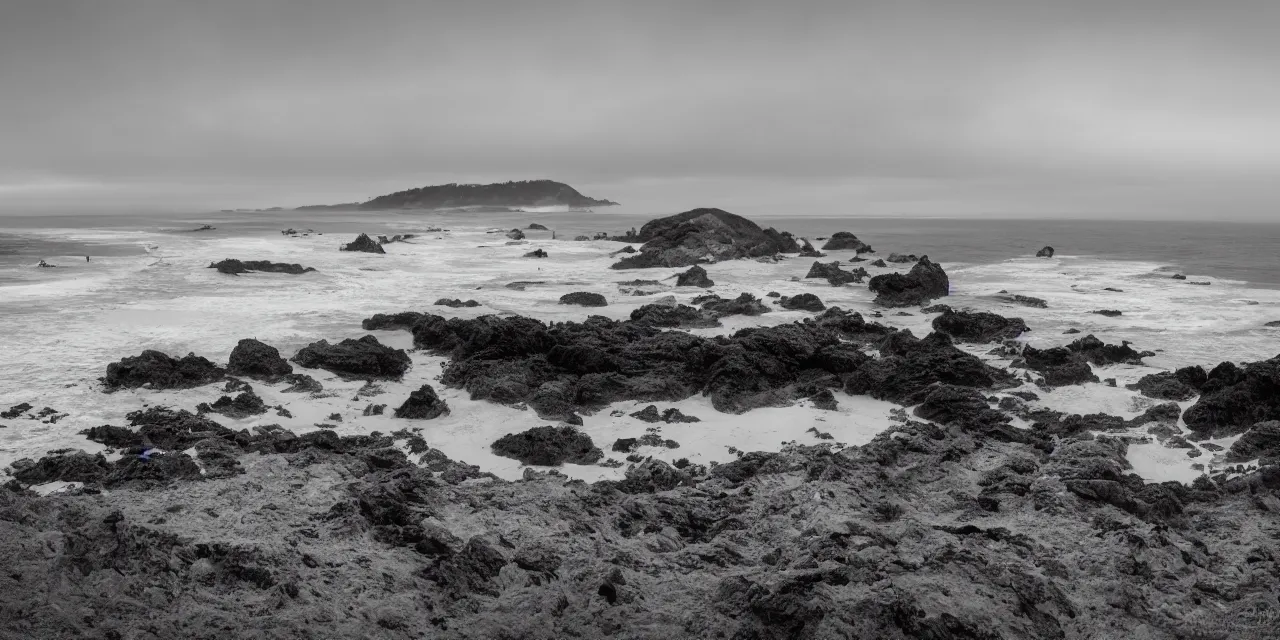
[{"x1": 2, "y1": 0, "x2": 1279, "y2": 219}]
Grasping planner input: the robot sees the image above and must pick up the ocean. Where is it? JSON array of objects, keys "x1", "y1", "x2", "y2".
[{"x1": 1, "y1": 208, "x2": 1278, "y2": 486}]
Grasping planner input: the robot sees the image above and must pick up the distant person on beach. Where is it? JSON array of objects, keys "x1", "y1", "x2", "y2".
[{"x1": 86, "y1": 255, "x2": 90, "y2": 262}]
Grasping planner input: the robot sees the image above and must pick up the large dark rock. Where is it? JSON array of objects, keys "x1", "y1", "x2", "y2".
[
  {"x1": 197, "y1": 391, "x2": 268, "y2": 419},
  {"x1": 675, "y1": 265, "x2": 714, "y2": 287},
  {"x1": 867, "y1": 257, "x2": 949, "y2": 307},
  {"x1": 629, "y1": 304, "x2": 721, "y2": 328},
  {"x1": 435, "y1": 298, "x2": 481, "y2": 308},
  {"x1": 103, "y1": 350, "x2": 225, "y2": 391},
  {"x1": 1183, "y1": 355, "x2": 1280, "y2": 437},
  {"x1": 491, "y1": 426, "x2": 602, "y2": 466},
  {"x1": 611, "y1": 208, "x2": 799, "y2": 269},
  {"x1": 559, "y1": 292, "x2": 608, "y2": 307},
  {"x1": 1225, "y1": 421, "x2": 1280, "y2": 462},
  {"x1": 887, "y1": 253, "x2": 918, "y2": 263},
  {"x1": 1022, "y1": 335, "x2": 1152, "y2": 387},
  {"x1": 291, "y1": 335, "x2": 411, "y2": 379},
  {"x1": 1126, "y1": 366, "x2": 1206, "y2": 401},
  {"x1": 805, "y1": 261, "x2": 867, "y2": 286},
  {"x1": 208, "y1": 259, "x2": 316, "y2": 275},
  {"x1": 227, "y1": 338, "x2": 293, "y2": 380},
  {"x1": 931, "y1": 309, "x2": 1028, "y2": 343},
  {"x1": 698, "y1": 293, "x2": 770, "y2": 317},
  {"x1": 994, "y1": 293, "x2": 1048, "y2": 308},
  {"x1": 844, "y1": 331, "x2": 1017, "y2": 403},
  {"x1": 523, "y1": 248, "x2": 548, "y2": 258},
  {"x1": 779, "y1": 293, "x2": 825, "y2": 312},
  {"x1": 797, "y1": 239, "x2": 825, "y2": 258},
  {"x1": 394, "y1": 384, "x2": 450, "y2": 419},
  {"x1": 527, "y1": 223, "x2": 549, "y2": 230},
  {"x1": 1035, "y1": 246, "x2": 1055, "y2": 258},
  {"x1": 341, "y1": 233, "x2": 386, "y2": 254},
  {"x1": 820, "y1": 232, "x2": 873, "y2": 253},
  {"x1": 11, "y1": 450, "x2": 110, "y2": 485}
]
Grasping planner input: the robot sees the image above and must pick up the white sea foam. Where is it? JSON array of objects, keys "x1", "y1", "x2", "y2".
[{"x1": 1, "y1": 218, "x2": 1277, "y2": 486}]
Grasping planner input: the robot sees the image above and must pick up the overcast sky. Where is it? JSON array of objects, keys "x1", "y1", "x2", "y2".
[{"x1": 2, "y1": 0, "x2": 1278, "y2": 219}]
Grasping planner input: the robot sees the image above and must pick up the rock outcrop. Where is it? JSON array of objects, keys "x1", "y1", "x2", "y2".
[
  {"x1": 820, "y1": 232, "x2": 873, "y2": 252},
  {"x1": 805, "y1": 261, "x2": 868, "y2": 286},
  {"x1": 291, "y1": 335, "x2": 411, "y2": 380},
  {"x1": 1126, "y1": 366, "x2": 1207, "y2": 401},
  {"x1": 629, "y1": 304, "x2": 721, "y2": 329},
  {"x1": 1182, "y1": 355, "x2": 1280, "y2": 437},
  {"x1": 491, "y1": 426, "x2": 602, "y2": 465},
  {"x1": 779, "y1": 293, "x2": 826, "y2": 312},
  {"x1": 435, "y1": 298, "x2": 481, "y2": 308},
  {"x1": 227, "y1": 338, "x2": 293, "y2": 380},
  {"x1": 197, "y1": 390, "x2": 268, "y2": 419},
  {"x1": 1036, "y1": 246, "x2": 1055, "y2": 258},
  {"x1": 931, "y1": 308, "x2": 1028, "y2": 343},
  {"x1": 394, "y1": 384, "x2": 450, "y2": 419},
  {"x1": 102, "y1": 350, "x2": 225, "y2": 391},
  {"x1": 559, "y1": 292, "x2": 608, "y2": 307},
  {"x1": 526, "y1": 223, "x2": 549, "y2": 230},
  {"x1": 697, "y1": 293, "x2": 770, "y2": 317},
  {"x1": 995, "y1": 293, "x2": 1048, "y2": 308},
  {"x1": 523, "y1": 248, "x2": 548, "y2": 258},
  {"x1": 797, "y1": 239, "x2": 825, "y2": 257},
  {"x1": 208, "y1": 259, "x2": 316, "y2": 275},
  {"x1": 611, "y1": 208, "x2": 799, "y2": 269},
  {"x1": 340, "y1": 233, "x2": 385, "y2": 254},
  {"x1": 1225, "y1": 421, "x2": 1280, "y2": 462},
  {"x1": 354, "y1": 179, "x2": 617, "y2": 210},
  {"x1": 867, "y1": 257, "x2": 949, "y2": 307},
  {"x1": 1021, "y1": 335, "x2": 1153, "y2": 387},
  {"x1": 675, "y1": 265, "x2": 714, "y2": 287},
  {"x1": 887, "y1": 253, "x2": 918, "y2": 263}
]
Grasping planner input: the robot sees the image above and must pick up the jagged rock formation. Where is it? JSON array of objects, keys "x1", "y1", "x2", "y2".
[
  {"x1": 611, "y1": 208, "x2": 799, "y2": 269},
  {"x1": 102, "y1": 350, "x2": 226, "y2": 391},
  {"x1": 675, "y1": 265, "x2": 714, "y2": 287},
  {"x1": 867, "y1": 257, "x2": 949, "y2": 307},
  {"x1": 805, "y1": 261, "x2": 868, "y2": 286},
  {"x1": 340, "y1": 233, "x2": 386, "y2": 254},
  {"x1": 696, "y1": 293, "x2": 770, "y2": 317},
  {"x1": 820, "y1": 231, "x2": 873, "y2": 252},
  {"x1": 353, "y1": 180, "x2": 617, "y2": 210},
  {"x1": 931, "y1": 308, "x2": 1028, "y2": 343},
  {"x1": 629, "y1": 304, "x2": 721, "y2": 329},
  {"x1": 208, "y1": 259, "x2": 316, "y2": 275},
  {"x1": 887, "y1": 253, "x2": 918, "y2": 263},
  {"x1": 227, "y1": 339, "x2": 293, "y2": 380},
  {"x1": 1021, "y1": 335, "x2": 1154, "y2": 387},
  {"x1": 291, "y1": 335, "x2": 411, "y2": 380},
  {"x1": 394, "y1": 384, "x2": 450, "y2": 419},
  {"x1": 490, "y1": 425, "x2": 602, "y2": 465},
  {"x1": 1182, "y1": 355, "x2": 1280, "y2": 437},
  {"x1": 1226, "y1": 421, "x2": 1280, "y2": 462},
  {"x1": 559, "y1": 292, "x2": 608, "y2": 307},
  {"x1": 797, "y1": 239, "x2": 824, "y2": 257},
  {"x1": 197, "y1": 390, "x2": 268, "y2": 419},
  {"x1": 1126, "y1": 366, "x2": 1207, "y2": 401},
  {"x1": 779, "y1": 293, "x2": 826, "y2": 312}
]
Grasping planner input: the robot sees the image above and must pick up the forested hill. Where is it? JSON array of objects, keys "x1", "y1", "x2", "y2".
[{"x1": 297, "y1": 180, "x2": 618, "y2": 211}]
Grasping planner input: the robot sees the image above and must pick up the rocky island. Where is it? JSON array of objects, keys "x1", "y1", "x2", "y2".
[{"x1": 297, "y1": 180, "x2": 618, "y2": 212}]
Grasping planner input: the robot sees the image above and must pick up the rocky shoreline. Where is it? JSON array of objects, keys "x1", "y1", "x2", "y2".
[{"x1": 3, "y1": 208, "x2": 1279, "y2": 638}]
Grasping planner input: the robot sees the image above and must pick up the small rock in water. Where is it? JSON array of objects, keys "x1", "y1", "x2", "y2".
[
  {"x1": 523, "y1": 248, "x2": 548, "y2": 258},
  {"x1": 1092, "y1": 309, "x2": 1123, "y2": 317},
  {"x1": 1172, "y1": 274, "x2": 1186, "y2": 279},
  {"x1": 340, "y1": 233, "x2": 385, "y2": 254},
  {"x1": 434, "y1": 298, "x2": 481, "y2": 308},
  {"x1": 1035, "y1": 246, "x2": 1055, "y2": 258},
  {"x1": 675, "y1": 265, "x2": 714, "y2": 287},
  {"x1": 559, "y1": 292, "x2": 608, "y2": 307}
]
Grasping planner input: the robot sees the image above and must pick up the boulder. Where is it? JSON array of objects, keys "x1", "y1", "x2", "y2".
[
  {"x1": 931, "y1": 309, "x2": 1028, "y2": 343},
  {"x1": 809, "y1": 389, "x2": 838, "y2": 411},
  {"x1": 867, "y1": 257, "x2": 949, "y2": 307},
  {"x1": 698, "y1": 293, "x2": 770, "y2": 317},
  {"x1": 779, "y1": 293, "x2": 826, "y2": 312},
  {"x1": 394, "y1": 384, "x2": 450, "y2": 419},
  {"x1": 887, "y1": 253, "x2": 918, "y2": 263},
  {"x1": 805, "y1": 261, "x2": 867, "y2": 286},
  {"x1": 435, "y1": 298, "x2": 481, "y2": 308},
  {"x1": 227, "y1": 338, "x2": 293, "y2": 380},
  {"x1": 281, "y1": 373, "x2": 323, "y2": 393},
  {"x1": 1035, "y1": 246, "x2": 1055, "y2": 258},
  {"x1": 103, "y1": 350, "x2": 225, "y2": 391},
  {"x1": 341, "y1": 233, "x2": 385, "y2": 254},
  {"x1": 1092, "y1": 309, "x2": 1122, "y2": 317},
  {"x1": 574, "y1": 235, "x2": 590, "y2": 241},
  {"x1": 611, "y1": 208, "x2": 799, "y2": 268},
  {"x1": 870, "y1": 259, "x2": 888, "y2": 267},
  {"x1": 209, "y1": 259, "x2": 316, "y2": 275},
  {"x1": 797, "y1": 239, "x2": 825, "y2": 258},
  {"x1": 820, "y1": 232, "x2": 873, "y2": 253},
  {"x1": 526, "y1": 223, "x2": 549, "y2": 231},
  {"x1": 197, "y1": 391, "x2": 268, "y2": 419},
  {"x1": 1126, "y1": 366, "x2": 1206, "y2": 401},
  {"x1": 1183, "y1": 355, "x2": 1280, "y2": 437},
  {"x1": 491, "y1": 426, "x2": 602, "y2": 466},
  {"x1": 559, "y1": 292, "x2": 608, "y2": 307},
  {"x1": 1225, "y1": 421, "x2": 1280, "y2": 462},
  {"x1": 675, "y1": 265, "x2": 714, "y2": 287},
  {"x1": 507, "y1": 229, "x2": 526, "y2": 240},
  {"x1": 1022, "y1": 335, "x2": 1152, "y2": 387},
  {"x1": 523, "y1": 248, "x2": 548, "y2": 258},
  {"x1": 291, "y1": 335, "x2": 411, "y2": 380},
  {"x1": 629, "y1": 304, "x2": 721, "y2": 328}
]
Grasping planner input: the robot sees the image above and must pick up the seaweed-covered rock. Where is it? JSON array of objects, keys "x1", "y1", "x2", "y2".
[
  {"x1": 341, "y1": 233, "x2": 386, "y2": 254},
  {"x1": 291, "y1": 335, "x2": 411, "y2": 380},
  {"x1": 820, "y1": 232, "x2": 873, "y2": 253},
  {"x1": 435, "y1": 298, "x2": 481, "y2": 308},
  {"x1": 209, "y1": 259, "x2": 316, "y2": 275},
  {"x1": 931, "y1": 309, "x2": 1028, "y2": 343},
  {"x1": 611, "y1": 208, "x2": 799, "y2": 269},
  {"x1": 559, "y1": 292, "x2": 608, "y2": 307},
  {"x1": 1183, "y1": 355, "x2": 1280, "y2": 437},
  {"x1": 675, "y1": 265, "x2": 714, "y2": 287},
  {"x1": 227, "y1": 338, "x2": 293, "y2": 380},
  {"x1": 1035, "y1": 246, "x2": 1055, "y2": 258},
  {"x1": 779, "y1": 293, "x2": 825, "y2": 312},
  {"x1": 867, "y1": 257, "x2": 949, "y2": 307},
  {"x1": 394, "y1": 384, "x2": 450, "y2": 420},
  {"x1": 103, "y1": 350, "x2": 225, "y2": 391},
  {"x1": 491, "y1": 426, "x2": 602, "y2": 466},
  {"x1": 804, "y1": 261, "x2": 867, "y2": 286}
]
